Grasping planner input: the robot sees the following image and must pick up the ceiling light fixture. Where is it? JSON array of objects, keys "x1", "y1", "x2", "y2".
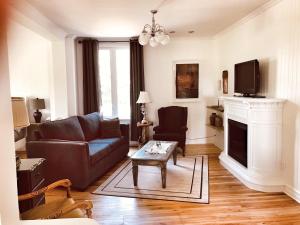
[{"x1": 138, "y1": 10, "x2": 170, "y2": 47}]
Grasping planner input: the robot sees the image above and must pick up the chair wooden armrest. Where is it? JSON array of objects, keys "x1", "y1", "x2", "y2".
[
  {"x1": 44, "y1": 200, "x2": 93, "y2": 219},
  {"x1": 18, "y1": 179, "x2": 72, "y2": 202}
]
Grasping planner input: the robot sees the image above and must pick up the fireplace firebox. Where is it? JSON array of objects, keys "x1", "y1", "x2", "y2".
[{"x1": 228, "y1": 119, "x2": 248, "y2": 167}]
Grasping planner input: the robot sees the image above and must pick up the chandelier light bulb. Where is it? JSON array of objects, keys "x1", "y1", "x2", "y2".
[
  {"x1": 154, "y1": 30, "x2": 165, "y2": 43},
  {"x1": 138, "y1": 32, "x2": 150, "y2": 45},
  {"x1": 161, "y1": 34, "x2": 170, "y2": 45},
  {"x1": 149, "y1": 37, "x2": 159, "y2": 47}
]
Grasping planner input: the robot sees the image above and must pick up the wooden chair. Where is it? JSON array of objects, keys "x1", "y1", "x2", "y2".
[{"x1": 18, "y1": 179, "x2": 93, "y2": 220}]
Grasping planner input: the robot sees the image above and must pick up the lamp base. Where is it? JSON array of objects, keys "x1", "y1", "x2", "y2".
[{"x1": 33, "y1": 110, "x2": 42, "y2": 123}]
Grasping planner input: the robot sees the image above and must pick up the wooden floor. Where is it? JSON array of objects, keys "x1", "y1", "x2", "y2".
[{"x1": 46, "y1": 144, "x2": 300, "y2": 225}]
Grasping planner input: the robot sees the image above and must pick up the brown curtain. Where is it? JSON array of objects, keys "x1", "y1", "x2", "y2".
[
  {"x1": 82, "y1": 39, "x2": 100, "y2": 114},
  {"x1": 130, "y1": 38, "x2": 145, "y2": 141}
]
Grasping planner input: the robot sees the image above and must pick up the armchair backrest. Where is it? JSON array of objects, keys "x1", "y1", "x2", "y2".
[{"x1": 157, "y1": 106, "x2": 188, "y2": 132}]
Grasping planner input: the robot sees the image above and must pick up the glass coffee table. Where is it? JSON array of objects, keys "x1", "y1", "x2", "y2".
[{"x1": 130, "y1": 140, "x2": 178, "y2": 188}]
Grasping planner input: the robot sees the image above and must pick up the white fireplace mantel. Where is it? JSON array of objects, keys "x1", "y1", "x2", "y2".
[{"x1": 219, "y1": 96, "x2": 285, "y2": 192}]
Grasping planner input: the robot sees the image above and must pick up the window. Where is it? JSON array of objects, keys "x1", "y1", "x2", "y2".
[{"x1": 99, "y1": 43, "x2": 130, "y2": 120}]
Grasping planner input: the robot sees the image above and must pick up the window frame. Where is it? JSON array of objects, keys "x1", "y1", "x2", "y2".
[{"x1": 98, "y1": 42, "x2": 130, "y2": 123}]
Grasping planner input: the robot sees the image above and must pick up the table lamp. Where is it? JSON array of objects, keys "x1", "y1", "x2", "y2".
[
  {"x1": 136, "y1": 91, "x2": 151, "y2": 124},
  {"x1": 31, "y1": 98, "x2": 45, "y2": 123},
  {"x1": 11, "y1": 97, "x2": 30, "y2": 169},
  {"x1": 12, "y1": 97, "x2": 30, "y2": 129}
]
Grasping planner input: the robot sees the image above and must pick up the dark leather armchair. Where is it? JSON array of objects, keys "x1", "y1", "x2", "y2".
[{"x1": 153, "y1": 106, "x2": 188, "y2": 156}]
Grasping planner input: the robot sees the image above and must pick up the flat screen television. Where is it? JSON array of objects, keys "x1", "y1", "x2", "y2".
[{"x1": 234, "y1": 59, "x2": 260, "y2": 97}]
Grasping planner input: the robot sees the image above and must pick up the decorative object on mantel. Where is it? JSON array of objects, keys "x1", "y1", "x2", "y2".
[
  {"x1": 207, "y1": 105, "x2": 224, "y2": 131},
  {"x1": 222, "y1": 70, "x2": 228, "y2": 94},
  {"x1": 215, "y1": 115, "x2": 223, "y2": 127},
  {"x1": 31, "y1": 98, "x2": 45, "y2": 123},
  {"x1": 138, "y1": 10, "x2": 170, "y2": 47},
  {"x1": 174, "y1": 61, "x2": 199, "y2": 101},
  {"x1": 136, "y1": 91, "x2": 151, "y2": 124},
  {"x1": 210, "y1": 113, "x2": 217, "y2": 126}
]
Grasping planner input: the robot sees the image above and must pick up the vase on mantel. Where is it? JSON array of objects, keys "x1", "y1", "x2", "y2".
[
  {"x1": 215, "y1": 116, "x2": 223, "y2": 127},
  {"x1": 210, "y1": 113, "x2": 217, "y2": 126}
]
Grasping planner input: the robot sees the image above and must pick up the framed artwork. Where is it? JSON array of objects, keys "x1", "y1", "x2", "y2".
[
  {"x1": 222, "y1": 70, "x2": 228, "y2": 94},
  {"x1": 173, "y1": 61, "x2": 199, "y2": 101}
]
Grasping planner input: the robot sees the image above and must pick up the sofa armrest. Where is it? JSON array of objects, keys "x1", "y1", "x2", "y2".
[
  {"x1": 26, "y1": 140, "x2": 90, "y2": 189},
  {"x1": 120, "y1": 123, "x2": 129, "y2": 143}
]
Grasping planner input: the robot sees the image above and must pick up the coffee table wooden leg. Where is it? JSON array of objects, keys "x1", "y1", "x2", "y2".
[
  {"x1": 173, "y1": 148, "x2": 177, "y2": 165},
  {"x1": 132, "y1": 163, "x2": 138, "y2": 186},
  {"x1": 161, "y1": 164, "x2": 167, "y2": 188}
]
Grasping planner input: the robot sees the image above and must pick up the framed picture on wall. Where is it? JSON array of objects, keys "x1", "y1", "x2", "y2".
[
  {"x1": 173, "y1": 60, "x2": 200, "y2": 102},
  {"x1": 222, "y1": 70, "x2": 228, "y2": 94}
]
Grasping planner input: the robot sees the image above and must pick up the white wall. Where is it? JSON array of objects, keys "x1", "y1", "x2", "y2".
[
  {"x1": 7, "y1": 20, "x2": 52, "y2": 122},
  {"x1": 50, "y1": 40, "x2": 68, "y2": 119},
  {"x1": 8, "y1": 5, "x2": 73, "y2": 121},
  {"x1": 1, "y1": 13, "x2": 99, "y2": 225},
  {"x1": 214, "y1": 0, "x2": 300, "y2": 201},
  {"x1": 144, "y1": 37, "x2": 218, "y2": 144},
  {"x1": 0, "y1": 29, "x2": 20, "y2": 225},
  {"x1": 65, "y1": 35, "x2": 78, "y2": 116}
]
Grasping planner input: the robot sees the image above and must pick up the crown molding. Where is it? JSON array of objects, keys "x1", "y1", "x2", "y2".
[
  {"x1": 214, "y1": 0, "x2": 283, "y2": 38},
  {"x1": 8, "y1": 1, "x2": 67, "y2": 41}
]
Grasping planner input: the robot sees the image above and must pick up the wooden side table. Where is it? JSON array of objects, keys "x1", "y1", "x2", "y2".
[
  {"x1": 17, "y1": 158, "x2": 46, "y2": 213},
  {"x1": 137, "y1": 121, "x2": 153, "y2": 146}
]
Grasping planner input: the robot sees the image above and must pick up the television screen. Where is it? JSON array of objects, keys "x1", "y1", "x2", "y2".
[{"x1": 234, "y1": 59, "x2": 259, "y2": 96}]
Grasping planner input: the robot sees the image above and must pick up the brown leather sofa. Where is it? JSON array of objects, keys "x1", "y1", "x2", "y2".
[{"x1": 26, "y1": 112, "x2": 129, "y2": 190}]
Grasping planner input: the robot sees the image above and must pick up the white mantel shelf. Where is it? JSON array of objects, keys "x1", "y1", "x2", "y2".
[
  {"x1": 219, "y1": 96, "x2": 286, "y2": 192},
  {"x1": 220, "y1": 96, "x2": 285, "y2": 104}
]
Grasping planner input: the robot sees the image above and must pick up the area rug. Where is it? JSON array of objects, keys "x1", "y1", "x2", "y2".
[{"x1": 93, "y1": 155, "x2": 209, "y2": 203}]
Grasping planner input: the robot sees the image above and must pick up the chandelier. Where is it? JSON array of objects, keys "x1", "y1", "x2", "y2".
[{"x1": 138, "y1": 10, "x2": 170, "y2": 47}]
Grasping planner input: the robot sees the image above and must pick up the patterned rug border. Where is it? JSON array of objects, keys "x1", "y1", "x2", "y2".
[{"x1": 92, "y1": 155, "x2": 209, "y2": 204}]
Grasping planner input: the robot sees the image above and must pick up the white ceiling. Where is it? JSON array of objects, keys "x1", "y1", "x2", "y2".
[{"x1": 21, "y1": 0, "x2": 270, "y2": 37}]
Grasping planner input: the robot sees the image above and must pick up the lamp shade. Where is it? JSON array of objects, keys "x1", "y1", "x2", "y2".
[
  {"x1": 31, "y1": 98, "x2": 45, "y2": 110},
  {"x1": 11, "y1": 97, "x2": 30, "y2": 129},
  {"x1": 136, "y1": 91, "x2": 151, "y2": 104}
]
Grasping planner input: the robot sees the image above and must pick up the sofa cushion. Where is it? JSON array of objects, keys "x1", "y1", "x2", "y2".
[
  {"x1": 39, "y1": 116, "x2": 85, "y2": 141},
  {"x1": 100, "y1": 119, "x2": 121, "y2": 138},
  {"x1": 78, "y1": 112, "x2": 101, "y2": 141},
  {"x1": 90, "y1": 137, "x2": 125, "y2": 150},
  {"x1": 88, "y1": 141, "x2": 111, "y2": 166}
]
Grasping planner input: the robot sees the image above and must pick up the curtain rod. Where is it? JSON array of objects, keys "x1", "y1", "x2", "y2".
[{"x1": 78, "y1": 40, "x2": 130, "y2": 43}]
